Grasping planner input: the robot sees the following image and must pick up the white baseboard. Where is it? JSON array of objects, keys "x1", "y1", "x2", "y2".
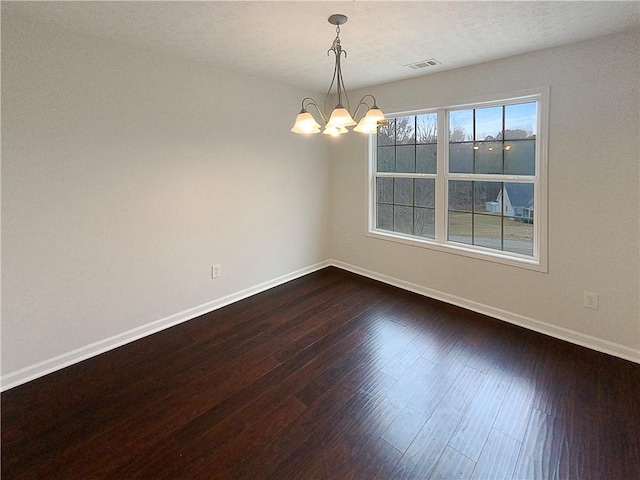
[
  {"x1": 329, "y1": 259, "x2": 640, "y2": 365},
  {"x1": 0, "y1": 261, "x2": 331, "y2": 391},
  {"x1": 3, "y1": 259, "x2": 637, "y2": 391}
]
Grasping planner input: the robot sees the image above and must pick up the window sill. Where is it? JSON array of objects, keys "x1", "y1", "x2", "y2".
[{"x1": 366, "y1": 229, "x2": 548, "y2": 273}]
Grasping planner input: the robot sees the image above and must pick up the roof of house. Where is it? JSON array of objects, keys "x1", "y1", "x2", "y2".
[{"x1": 504, "y1": 183, "x2": 534, "y2": 208}]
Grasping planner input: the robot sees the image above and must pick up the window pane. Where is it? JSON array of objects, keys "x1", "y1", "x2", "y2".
[
  {"x1": 503, "y1": 216, "x2": 534, "y2": 256},
  {"x1": 415, "y1": 178, "x2": 435, "y2": 208},
  {"x1": 474, "y1": 181, "x2": 503, "y2": 213},
  {"x1": 396, "y1": 145, "x2": 415, "y2": 173},
  {"x1": 377, "y1": 146, "x2": 395, "y2": 172},
  {"x1": 415, "y1": 207, "x2": 435, "y2": 238},
  {"x1": 394, "y1": 178, "x2": 413, "y2": 206},
  {"x1": 450, "y1": 109, "x2": 473, "y2": 141},
  {"x1": 475, "y1": 141, "x2": 503, "y2": 174},
  {"x1": 505, "y1": 102, "x2": 537, "y2": 140},
  {"x1": 475, "y1": 106, "x2": 503, "y2": 141},
  {"x1": 394, "y1": 206, "x2": 413, "y2": 234},
  {"x1": 376, "y1": 177, "x2": 393, "y2": 204},
  {"x1": 377, "y1": 203, "x2": 393, "y2": 231},
  {"x1": 505, "y1": 140, "x2": 535, "y2": 175},
  {"x1": 378, "y1": 118, "x2": 396, "y2": 145},
  {"x1": 416, "y1": 144, "x2": 437, "y2": 173},
  {"x1": 395, "y1": 116, "x2": 416, "y2": 144},
  {"x1": 417, "y1": 113, "x2": 437, "y2": 143},
  {"x1": 502, "y1": 183, "x2": 534, "y2": 218},
  {"x1": 448, "y1": 180, "x2": 472, "y2": 212},
  {"x1": 449, "y1": 142, "x2": 474, "y2": 173},
  {"x1": 448, "y1": 211, "x2": 472, "y2": 245},
  {"x1": 474, "y1": 213, "x2": 502, "y2": 249}
]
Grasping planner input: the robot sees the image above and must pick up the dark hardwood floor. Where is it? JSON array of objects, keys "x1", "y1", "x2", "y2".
[{"x1": 2, "y1": 267, "x2": 640, "y2": 479}]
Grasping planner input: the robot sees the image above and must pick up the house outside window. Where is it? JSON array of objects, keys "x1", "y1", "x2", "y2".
[{"x1": 368, "y1": 89, "x2": 548, "y2": 271}]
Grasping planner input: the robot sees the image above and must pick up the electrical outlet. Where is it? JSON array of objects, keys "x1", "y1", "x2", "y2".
[
  {"x1": 347, "y1": 236, "x2": 353, "y2": 249},
  {"x1": 583, "y1": 291, "x2": 598, "y2": 310},
  {"x1": 211, "y1": 264, "x2": 221, "y2": 279}
]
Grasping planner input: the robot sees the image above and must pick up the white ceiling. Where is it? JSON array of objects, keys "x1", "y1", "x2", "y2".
[{"x1": 4, "y1": 1, "x2": 639, "y2": 92}]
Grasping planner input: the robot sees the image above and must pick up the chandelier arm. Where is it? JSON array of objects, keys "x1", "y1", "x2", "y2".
[
  {"x1": 324, "y1": 26, "x2": 351, "y2": 113},
  {"x1": 302, "y1": 97, "x2": 328, "y2": 124},
  {"x1": 336, "y1": 50, "x2": 349, "y2": 111},
  {"x1": 360, "y1": 94, "x2": 377, "y2": 106},
  {"x1": 352, "y1": 95, "x2": 380, "y2": 119},
  {"x1": 324, "y1": 49, "x2": 339, "y2": 116},
  {"x1": 352, "y1": 97, "x2": 373, "y2": 120},
  {"x1": 334, "y1": 46, "x2": 343, "y2": 105}
]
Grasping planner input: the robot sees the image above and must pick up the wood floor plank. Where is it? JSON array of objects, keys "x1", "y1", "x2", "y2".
[
  {"x1": 173, "y1": 301, "x2": 411, "y2": 478},
  {"x1": 2, "y1": 266, "x2": 640, "y2": 479},
  {"x1": 428, "y1": 446, "x2": 476, "y2": 480},
  {"x1": 390, "y1": 366, "x2": 485, "y2": 479},
  {"x1": 511, "y1": 407, "x2": 567, "y2": 480},
  {"x1": 188, "y1": 396, "x2": 309, "y2": 480},
  {"x1": 492, "y1": 367, "x2": 537, "y2": 442},
  {"x1": 471, "y1": 428, "x2": 521, "y2": 480},
  {"x1": 448, "y1": 367, "x2": 512, "y2": 461}
]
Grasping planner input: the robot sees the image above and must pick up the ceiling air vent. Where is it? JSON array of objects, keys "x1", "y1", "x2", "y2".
[{"x1": 405, "y1": 59, "x2": 441, "y2": 70}]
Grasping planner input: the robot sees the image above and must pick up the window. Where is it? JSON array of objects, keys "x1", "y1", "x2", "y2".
[
  {"x1": 376, "y1": 113, "x2": 438, "y2": 238},
  {"x1": 369, "y1": 90, "x2": 548, "y2": 271}
]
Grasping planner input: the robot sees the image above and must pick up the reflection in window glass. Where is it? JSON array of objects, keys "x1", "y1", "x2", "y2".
[
  {"x1": 449, "y1": 102, "x2": 536, "y2": 176},
  {"x1": 505, "y1": 140, "x2": 535, "y2": 175},
  {"x1": 475, "y1": 142, "x2": 503, "y2": 174},
  {"x1": 449, "y1": 143, "x2": 474, "y2": 174}
]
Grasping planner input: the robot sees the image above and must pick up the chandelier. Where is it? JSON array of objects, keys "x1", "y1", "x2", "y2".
[{"x1": 291, "y1": 14, "x2": 387, "y2": 137}]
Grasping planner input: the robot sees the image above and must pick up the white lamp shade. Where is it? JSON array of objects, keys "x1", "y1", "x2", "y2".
[
  {"x1": 291, "y1": 111, "x2": 321, "y2": 134},
  {"x1": 325, "y1": 107, "x2": 357, "y2": 129},
  {"x1": 362, "y1": 107, "x2": 386, "y2": 124},
  {"x1": 353, "y1": 120, "x2": 379, "y2": 134},
  {"x1": 322, "y1": 125, "x2": 348, "y2": 136},
  {"x1": 353, "y1": 106, "x2": 387, "y2": 134}
]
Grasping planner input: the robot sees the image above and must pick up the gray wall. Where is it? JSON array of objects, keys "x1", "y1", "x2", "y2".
[
  {"x1": 1, "y1": 16, "x2": 330, "y2": 384},
  {"x1": 329, "y1": 28, "x2": 640, "y2": 361}
]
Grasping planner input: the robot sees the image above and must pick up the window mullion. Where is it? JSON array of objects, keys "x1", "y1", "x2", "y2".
[
  {"x1": 447, "y1": 173, "x2": 536, "y2": 182},
  {"x1": 435, "y1": 108, "x2": 447, "y2": 242}
]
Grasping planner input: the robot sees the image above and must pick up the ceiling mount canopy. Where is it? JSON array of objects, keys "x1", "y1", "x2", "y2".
[{"x1": 291, "y1": 14, "x2": 387, "y2": 137}]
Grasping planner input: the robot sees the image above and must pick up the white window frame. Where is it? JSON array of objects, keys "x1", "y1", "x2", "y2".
[{"x1": 367, "y1": 87, "x2": 549, "y2": 272}]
